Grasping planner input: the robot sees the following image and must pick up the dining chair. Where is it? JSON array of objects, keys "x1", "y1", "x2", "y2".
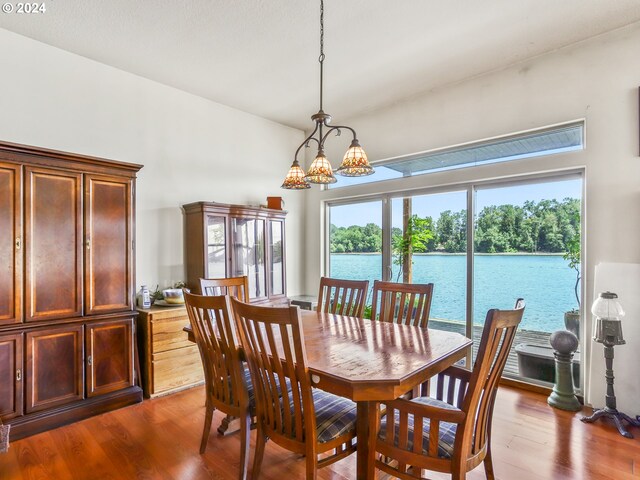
[
  {"x1": 370, "y1": 299, "x2": 525, "y2": 480},
  {"x1": 231, "y1": 298, "x2": 358, "y2": 480},
  {"x1": 183, "y1": 291, "x2": 254, "y2": 480},
  {"x1": 316, "y1": 276, "x2": 369, "y2": 317},
  {"x1": 370, "y1": 280, "x2": 434, "y2": 328},
  {"x1": 199, "y1": 275, "x2": 250, "y2": 301}
]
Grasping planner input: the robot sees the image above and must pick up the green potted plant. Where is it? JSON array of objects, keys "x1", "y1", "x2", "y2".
[{"x1": 563, "y1": 232, "x2": 580, "y2": 339}]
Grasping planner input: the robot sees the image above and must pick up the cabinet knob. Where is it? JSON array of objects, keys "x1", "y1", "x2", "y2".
[
  {"x1": 16, "y1": 369, "x2": 21, "y2": 382},
  {"x1": 87, "y1": 355, "x2": 92, "y2": 366},
  {"x1": 15, "y1": 237, "x2": 21, "y2": 250}
]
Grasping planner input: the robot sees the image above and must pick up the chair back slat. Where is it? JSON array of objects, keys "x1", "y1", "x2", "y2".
[
  {"x1": 316, "y1": 277, "x2": 369, "y2": 317},
  {"x1": 200, "y1": 276, "x2": 250, "y2": 302},
  {"x1": 461, "y1": 298, "x2": 525, "y2": 457},
  {"x1": 184, "y1": 292, "x2": 247, "y2": 410},
  {"x1": 232, "y1": 298, "x2": 315, "y2": 445},
  {"x1": 317, "y1": 277, "x2": 369, "y2": 317},
  {"x1": 370, "y1": 281, "x2": 434, "y2": 328}
]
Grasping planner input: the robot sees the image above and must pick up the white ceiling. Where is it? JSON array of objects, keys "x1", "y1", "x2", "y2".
[{"x1": 2, "y1": 0, "x2": 640, "y2": 130}]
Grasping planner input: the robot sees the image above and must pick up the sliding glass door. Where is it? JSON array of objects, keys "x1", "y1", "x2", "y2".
[
  {"x1": 473, "y1": 177, "x2": 582, "y2": 384},
  {"x1": 326, "y1": 172, "x2": 583, "y2": 386}
]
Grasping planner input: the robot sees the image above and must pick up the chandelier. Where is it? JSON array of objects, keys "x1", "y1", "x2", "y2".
[{"x1": 281, "y1": 0, "x2": 374, "y2": 189}]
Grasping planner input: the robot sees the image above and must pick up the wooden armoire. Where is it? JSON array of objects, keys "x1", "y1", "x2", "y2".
[{"x1": 0, "y1": 141, "x2": 143, "y2": 439}]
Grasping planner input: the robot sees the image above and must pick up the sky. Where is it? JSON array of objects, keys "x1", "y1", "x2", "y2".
[{"x1": 330, "y1": 178, "x2": 582, "y2": 228}]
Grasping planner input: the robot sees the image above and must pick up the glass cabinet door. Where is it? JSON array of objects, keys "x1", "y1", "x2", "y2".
[
  {"x1": 270, "y1": 220, "x2": 285, "y2": 296},
  {"x1": 206, "y1": 216, "x2": 227, "y2": 278},
  {"x1": 232, "y1": 218, "x2": 266, "y2": 300}
]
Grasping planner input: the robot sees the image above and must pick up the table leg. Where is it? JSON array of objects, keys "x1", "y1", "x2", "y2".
[
  {"x1": 218, "y1": 414, "x2": 241, "y2": 435},
  {"x1": 356, "y1": 401, "x2": 376, "y2": 480},
  {"x1": 218, "y1": 415, "x2": 257, "y2": 436}
]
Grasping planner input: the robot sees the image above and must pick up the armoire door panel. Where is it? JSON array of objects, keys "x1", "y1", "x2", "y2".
[
  {"x1": 0, "y1": 333, "x2": 23, "y2": 420},
  {"x1": 25, "y1": 167, "x2": 83, "y2": 322},
  {"x1": 0, "y1": 163, "x2": 22, "y2": 325},
  {"x1": 86, "y1": 318, "x2": 134, "y2": 397},
  {"x1": 26, "y1": 325, "x2": 84, "y2": 413},
  {"x1": 85, "y1": 175, "x2": 133, "y2": 314}
]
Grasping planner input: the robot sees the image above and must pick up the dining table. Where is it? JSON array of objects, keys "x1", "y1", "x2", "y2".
[{"x1": 186, "y1": 308, "x2": 472, "y2": 480}]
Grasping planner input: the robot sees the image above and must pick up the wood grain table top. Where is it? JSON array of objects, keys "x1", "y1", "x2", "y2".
[{"x1": 297, "y1": 309, "x2": 472, "y2": 401}]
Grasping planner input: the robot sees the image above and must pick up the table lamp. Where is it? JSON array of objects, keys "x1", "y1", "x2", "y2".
[{"x1": 581, "y1": 292, "x2": 640, "y2": 438}]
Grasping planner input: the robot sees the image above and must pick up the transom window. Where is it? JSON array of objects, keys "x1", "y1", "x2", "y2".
[{"x1": 331, "y1": 121, "x2": 584, "y2": 189}]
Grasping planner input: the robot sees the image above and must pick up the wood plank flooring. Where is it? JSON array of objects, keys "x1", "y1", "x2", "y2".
[{"x1": 1, "y1": 385, "x2": 639, "y2": 480}]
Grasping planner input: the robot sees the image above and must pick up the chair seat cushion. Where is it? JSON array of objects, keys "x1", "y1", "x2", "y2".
[
  {"x1": 242, "y1": 365, "x2": 257, "y2": 412},
  {"x1": 313, "y1": 389, "x2": 357, "y2": 443},
  {"x1": 227, "y1": 365, "x2": 256, "y2": 413},
  {"x1": 378, "y1": 396, "x2": 459, "y2": 459}
]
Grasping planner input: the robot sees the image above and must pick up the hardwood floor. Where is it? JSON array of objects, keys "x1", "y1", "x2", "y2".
[{"x1": 1, "y1": 385, "x2": 638, "y2": 480}]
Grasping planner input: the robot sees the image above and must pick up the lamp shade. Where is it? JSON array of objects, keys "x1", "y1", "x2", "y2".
[
  {"x1": 281, "y1": 160, "x2": 311, "y2": 189},
  {"x1": 305, "y1": 151, "x2": 337, "y2": 184},
  {"x1": 336, "y1": 141, "x2": 374, "y2": 177},
  {"x1": 591, "y1": 291, "x2": 625, "y2": 320}
]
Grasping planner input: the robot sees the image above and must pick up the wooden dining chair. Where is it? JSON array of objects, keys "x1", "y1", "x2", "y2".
[
  {"x1": 370, "y1": 299, "x2": 525, "y2": 480},
  {"x1": 199, "y1": 276, "x2": 250, "y2": 301},
  {"x1": 183, "y1": 291, "x2": 254, "y2": 480},
  {"x1": 370, "y1": 280, "x2": 434, "y2": 328},
  {"x1": 231, "y1": 298, "x2": 358, "y2": 480},
  {"x1": 316, "y1": 276, "x2": 369, "y2": 317}
]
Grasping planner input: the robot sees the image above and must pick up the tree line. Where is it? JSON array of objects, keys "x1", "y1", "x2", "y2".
[{"x1": 330, "y1": 198, "x2": 580, "y2": 254}]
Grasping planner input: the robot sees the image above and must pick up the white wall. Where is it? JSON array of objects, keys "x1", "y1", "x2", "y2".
[
  {"x1": 305, "y1": 23, "x2": 640, "y2": 410},
  {"x1": 0, "y1": 28, "x2": 306, "y2": 295}
]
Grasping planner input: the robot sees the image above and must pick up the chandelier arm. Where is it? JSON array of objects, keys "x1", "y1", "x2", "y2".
[
  {"x1": 319, "y1": 125, "x2": 358, "y2": 146},
  {"x1": 294, "y1": 122, "x2": 321, "y2": 160}
]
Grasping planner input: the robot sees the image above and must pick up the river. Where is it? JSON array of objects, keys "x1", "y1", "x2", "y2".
[{"x1": 330, "y1": 254, "x2": 577, "y2": 333}]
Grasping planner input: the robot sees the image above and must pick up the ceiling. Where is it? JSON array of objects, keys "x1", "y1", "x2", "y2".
[{"x1": 2, "y1": 0, "x2": 640, "y2": 130}]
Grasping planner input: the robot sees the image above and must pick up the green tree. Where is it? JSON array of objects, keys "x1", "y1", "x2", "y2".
[{"x1": 393, "y1": 215, "x2": 434, "y2": 281}]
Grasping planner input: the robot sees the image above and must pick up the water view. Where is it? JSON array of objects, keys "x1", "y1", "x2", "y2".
[{"x1": 331, "y1": 253, "x2": 576, "y2": 333}]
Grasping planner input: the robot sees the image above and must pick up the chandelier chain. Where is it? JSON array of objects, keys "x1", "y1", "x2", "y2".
[
  {"x1": 319, "y1": 0, "x2": 324, "y2": 62},
  {"x1": 319, "y1": 0, "x2": 324, "y2": 110}
]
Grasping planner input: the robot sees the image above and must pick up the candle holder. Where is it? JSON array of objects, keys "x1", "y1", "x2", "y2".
[{"x1": 581, "y1": 292, "x2": 640, "y2": 438}]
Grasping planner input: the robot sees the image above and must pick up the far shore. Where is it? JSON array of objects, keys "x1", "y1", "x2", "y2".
[{"x1": 331, "y1": 252, "x2": 565, "y2": 256}]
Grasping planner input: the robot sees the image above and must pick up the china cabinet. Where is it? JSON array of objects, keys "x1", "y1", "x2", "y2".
[{"x1": 182, "y1": 202, "x2": 287, "y2": 305}]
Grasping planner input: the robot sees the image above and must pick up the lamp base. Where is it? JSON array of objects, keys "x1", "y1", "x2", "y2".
[{"x1": 581, "y1": 407, "x2": 640, "y2": 439}]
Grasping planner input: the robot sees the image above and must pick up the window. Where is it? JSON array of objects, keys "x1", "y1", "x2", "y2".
[{"x1": 331, "y1": 121, "x2": 584, "y2": 189}]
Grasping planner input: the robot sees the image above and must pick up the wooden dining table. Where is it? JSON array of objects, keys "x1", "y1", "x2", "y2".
[{"x1": 186, "y1": 308, "x2": 472, "y2": 480}]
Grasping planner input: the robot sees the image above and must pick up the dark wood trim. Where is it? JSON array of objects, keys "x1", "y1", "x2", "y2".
[
  {"x1": 0, "y1": 140, "x2": 143, "y2": 175},
  {"x1": 0, "y1": 311, "x2": 139, "y2": 334},
  {"x1": 6, "y1": 386, "x2": 142, "y2": 440},
  {"x1": 182, "y1": 201, "x2": 288, "y2": 218}
]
